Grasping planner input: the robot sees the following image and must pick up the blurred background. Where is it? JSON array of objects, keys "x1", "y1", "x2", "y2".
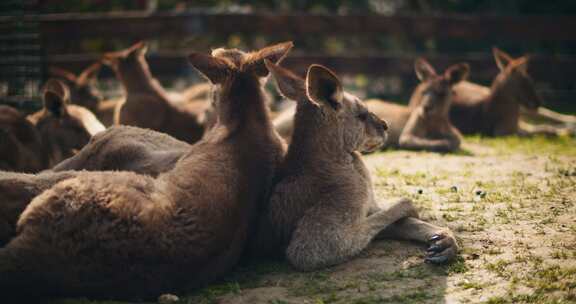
[{"x1": 1, "y1": 0, "x2": 575, "y2": 113}]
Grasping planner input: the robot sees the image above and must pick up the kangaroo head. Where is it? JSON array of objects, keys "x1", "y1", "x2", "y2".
[
  {"x1": 50, "y1": 62, "x2": 103, "y2": 111},
  {"x1": 34, "y1": 79, "x2": 104, "y2": 166},
  {"x1": 492, "y1": 47, "x2": 542, "y2": 110},
  {"x1": 187, "y1": 42, "x2": 293, "y2": 125},
  {"x1": 414, "y1": 58, "x2": 469, "y2": 117},
  {"x1": 267, "y1": 61, "x2": 388, "y2": 153}
]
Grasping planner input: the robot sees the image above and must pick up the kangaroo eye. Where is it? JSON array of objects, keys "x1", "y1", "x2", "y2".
[{"x1": 358, "y1": 112, "x2": 368, "y2": 121}]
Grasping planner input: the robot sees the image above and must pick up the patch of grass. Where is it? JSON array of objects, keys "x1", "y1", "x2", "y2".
[
  {"x1": 485, "y1": 259, "x2": 513, "y2": 278},
  {"x1": 466, "y1": 135, "x2": 576, "y2": 156},
  {"x1": 444, "y1": 255, "x2": 469, "y2": 274}
]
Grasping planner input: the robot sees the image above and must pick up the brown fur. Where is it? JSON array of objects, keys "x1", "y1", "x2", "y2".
[
  {"x1": 0, "y1": 42, "x2": 292, "y2": 300},
  {"x1": 414, "y1": 48, "x2": 543, "y2": 136},
  {"x1": 248, "y1": 62, "x2": 458, "y2": 271},
  {"x1": 26, "y1": 79, "x2": 105, "y2": 169},
  {"x1": 0, "y1": 171, "x2": 80, "y2": 246},
  {"x1": 104, "y1": 42, "x2": 210, "y2": 143},
  {"x1": 52, "y1": 125, "x2": 190, "y2": 175},
  {"x1": 0, "y1": 80, "x2": 104, "y2": 172},
  {"x1": 367, "y1": 59, "x2": 468, "y2": 152},
  {"x1": 0, "y1": 106, "x2": 45, "y2": 173}
]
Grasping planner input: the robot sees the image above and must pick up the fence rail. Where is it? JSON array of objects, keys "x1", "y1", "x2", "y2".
[
  {"x1": 1, "y1": 11, "x2": 575, "y2": 110},
  {"x1": 2, "y1": 12, "x2": 576, "y2": 41}
]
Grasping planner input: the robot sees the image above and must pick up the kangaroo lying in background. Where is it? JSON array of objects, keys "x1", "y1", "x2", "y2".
[
  {"x1": 366, "y1": 59, "x2": 468, "y2": 152},
  {"x1": 411, "y1": 48, "x2": 562, "y2": 136},
  {"x1": 27, "y1": 79, "x2": 105, "y2": 168},
  {"x1": 0, "y1": 42, "x2": 292, "y2": 300},
  {"x1": 103, "y1": 41, "x2": 211, "y2": 143},
  {"x1": 0, "y1": 105, "x2": 45, "y2": 173},
  {"x1": 0, "y1": 80, "x2": 104, "y2": 173},
  {"x1": 450, "y1": 48, "x2": 574, "y2": 136},
  {"x1": 50, "y1": 63, "x2": 117, "y2": 126},
  {"x1": 51, "y1": 125, "x2": 190, "y2": 175},
  {"x1": 248, "y1": 61, "x2": 458, "y2": 271}
]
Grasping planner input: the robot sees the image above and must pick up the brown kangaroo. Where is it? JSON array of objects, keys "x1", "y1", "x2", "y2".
[
  {"x1": 366, "y1": 59, "x2": 468, "y2": 152},
  {"x1": 412, "y1": 48, "x2": 543, "y2": 136},
  {"x1": 0, "y1": 80, "x2": 104, "y2": 172},
  {"x1": 51, "y1": 125, "x2": 190, "y2": 175},
  {"x1": 450, "y1": 48, "x2": 574, "y2": 136},
  {"x1": 50, "y1": 63, "x2": 117, "y2": 126},
  {"x1": 103, "y1": 41, "x2": 210, "y2": 143},
  {"x1": 248, "y1": 61, "x2": 458, "y2": 271},
  {"x1": 0, "y1": 42, "x2": 292, "y2": 300},
  {"x1": 27, "y1": 79, "x2": 105, "y2": 168},
  {"x1": 0, "y1": 106, "x2": 45, "y2": 173}
]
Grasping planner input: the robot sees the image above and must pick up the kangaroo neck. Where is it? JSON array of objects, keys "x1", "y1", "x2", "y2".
[
  {"x1": 115, "y1": 57, "x2": 167, "y2": 96},
  {"x1": 485, "y1": 75, "x2": 519, "y2": 119},
  {"x1": 284, "y1": 104, "x2": 349, "y2": 169},
  {"x1": 206, "y1": 75, "x2": 272, "y2": 141}
]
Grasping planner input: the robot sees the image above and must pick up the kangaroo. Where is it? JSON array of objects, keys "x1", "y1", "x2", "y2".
[
  {"x1": 0, "y1": 42, "x2": 292, "y2": 300},
  {"x1": 450, "y1": 48, "x2": 574, "y2": 136},
  {"x1": 50, "y1": 63, "x2": 117, "y2": 126},
  {"x1": 26, "y1": 79, "x2": 105, "y2": 168},
  {"x1": 248, "y1": 61, "x2": 458, "y2": 271},
  {"x1": 0, "y1": 80, "x2": 104, "y2": 172},
  {"x1": 409, "y1": 48, "x2": 543, "y2": 136},
  {"x1": 51, "y1": 125, "x2": 190, "y2": 175},
  {"x1": 0, "y1": 106, "x2": 45, "y2": 173},
  {"x1": 366, "y1": 59, "x2": 468, "y2": 152},
  {"x1": 103, "y1": 41, "x2": 211, "y2": 143}
]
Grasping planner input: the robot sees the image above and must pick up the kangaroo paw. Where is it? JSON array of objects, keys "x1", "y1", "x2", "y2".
[{"x1": 424, "y1": 231, "x2": 458, "y2": 264}]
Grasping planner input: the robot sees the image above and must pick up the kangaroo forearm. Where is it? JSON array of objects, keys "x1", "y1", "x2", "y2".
[
  {"x1": 521, "y1": 107, "x2": 576, "y2": 124},
  {"x1": 399, "y1": 136, "x2": 456, "y2": 152}
]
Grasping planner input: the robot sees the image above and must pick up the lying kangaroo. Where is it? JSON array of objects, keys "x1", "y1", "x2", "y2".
[
  {"x1": 0, "y1": 106, "x2": 45, "y2": 173},
  {"x1": 0, "y1": 42, "x2": 292, "y2": 300},
  {"x1": 412, "y1": 48, "x2": 548, "y2": 136},
  {"x1": 27, "y1": 79, "x2": 105, "y2": 168},
  {"x1": 248, "y1": 61, "x2": 458, "y2": 271},
  {"x1": 0, "y1": 80, "x2": 104, "y2": 172},
  {"x1": 50, "y1": 63, "x2": 117, "y2": 126},
  {"x1": 451, "y1": 48, "x2": 574, "y2": 136},
  {"x1": 51, "y1": 125, "x2": 190, "y2": 176},
  {"x1": 366, "y1": 59, "x2": 468, "y2": 152},
  {"x1": 103, "y1": 41, "x2": 210, "y2": 143}
]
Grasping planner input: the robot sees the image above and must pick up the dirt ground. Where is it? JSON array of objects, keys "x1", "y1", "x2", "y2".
[{"x1": 50, "y1": 136, "x2": 576, "y2": 304}]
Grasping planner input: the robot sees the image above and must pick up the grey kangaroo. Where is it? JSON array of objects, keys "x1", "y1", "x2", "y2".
[{"x1": 249, "y1": 61, "x2": 458, "y2": 271}]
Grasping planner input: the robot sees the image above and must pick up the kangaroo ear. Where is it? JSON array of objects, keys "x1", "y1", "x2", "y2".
[
  {"x1": 43, "y1": 79, "x2": 70, "y2": 117},
  {"x1": 77, "y1": 62, "x2": 102, "y2": 86},
  {"x1": 513, "y1": 55, "x2": 530, "y2": 74},
  {"x1": 243, "y1": 41, "x2": 294, "y2": 77},
  {"x1": 264, "y1": 59, "x2": 307, "y2": 103},
  {"x1": 132, "y1": 41, "x2": 148, "y2": 57},
  {"x1": 188, "y1": 52, "x2": 232, "y2": 84},
  {"x1": 306, "y1": 64, "x2": 343, "y2": 110},
  {"x1": 445, "y1": 63, "x2": 470, "y2": 85},
  {"x1": 101, "y1": 53, "x2": 119, "y2": 67},
  {"x1": 493, "y1": 47, "x2": 514, "y2": 71},
  {"x1": 414, "y1": 58, "x2": 437, "y2": 82}
]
